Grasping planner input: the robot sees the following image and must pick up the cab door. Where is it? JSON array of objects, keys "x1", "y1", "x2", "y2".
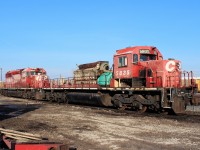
[{"x1": 114, "y1": 53, "x2": 132, "y2": 79}]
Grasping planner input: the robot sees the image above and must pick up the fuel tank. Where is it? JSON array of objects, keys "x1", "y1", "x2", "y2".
[{"x1": 66, "y1": 92, "x2": 113, "y2": 107}]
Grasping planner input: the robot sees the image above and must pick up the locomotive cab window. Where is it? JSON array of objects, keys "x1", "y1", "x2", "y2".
[
  {"x1": 30, "y1": 71, "x2": 36, "y2": 75},
  {"x1": 149, "y1": 55, "x2": 156, "y2": 60},
  {"x1": 118, "y1": 56, "x2": 127, "y2": 67},
  {"x1": 133, "y1": 54, "x2": 138, "y2": 63},
  {"x1": 140, "y1": 54, "x2": 156, "y2": 62}
]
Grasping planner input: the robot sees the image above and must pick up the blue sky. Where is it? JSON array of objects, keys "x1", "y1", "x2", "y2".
[{"x1": 0, "y1": 0, "x2": 200, "y2": 79}]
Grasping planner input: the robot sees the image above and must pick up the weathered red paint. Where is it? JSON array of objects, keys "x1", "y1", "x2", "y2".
[
  {"x1": 15, "y1": 143, "x2": 69, "y2": 150},
  {"x1": 1, "y1": 134, "x2": 73, "y2": 150}
]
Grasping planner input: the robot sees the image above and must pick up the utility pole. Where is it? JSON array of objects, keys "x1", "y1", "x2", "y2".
[
  {"x1": 0, "y1": 68, "x2": 2, "y2": 88},
  {"x1": 0, "y1": 68, "x2": 2, "y2": 82}
]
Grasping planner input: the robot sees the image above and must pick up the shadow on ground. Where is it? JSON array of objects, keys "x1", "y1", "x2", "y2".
[{"x1": 0, "y1": 103, "x2": 41, "y2": 121}]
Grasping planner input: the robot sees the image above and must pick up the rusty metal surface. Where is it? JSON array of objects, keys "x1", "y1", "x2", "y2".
[
  {"x1": 172, "y1": 96, "x2": 186, "y2": 114},
  {"x1": 192, "y1": 93, "x2": 200, "y2": 105},
  {"x1": 78, "y1": 61, "x2": 108, "y2": 70},
  {"x1": 0, "y1": 128, "x2": 77, "y2": 150}
]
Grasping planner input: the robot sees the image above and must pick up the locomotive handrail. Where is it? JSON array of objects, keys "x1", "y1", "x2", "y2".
[
  {"x1": 182, "y1": 71, "x2": 196, "y2": 88},
  {"x1": 49, "y1": 75, "x2": 100, "y2": 89}
]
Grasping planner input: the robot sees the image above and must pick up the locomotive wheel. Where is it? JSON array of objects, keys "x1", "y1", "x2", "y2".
[
  {"x1": 112, "y1": 94, "x2": 123, "y2": 108},
  {"x1": 22, "y1": 93, "x2": 27, "y2": 99},
  {"x1": 63, "y1": 96, "x2": 68, "y2": 104},
  {"x1": 58, "y1": 93, "x2": 67, "y2": 104},
  {"x1": 27, "y1": 92, "x2": 31, "y2": 99},
  {"x1": 118, "y1": 105, "x2": 127, "y2": 111},
  {"x1": 131, "y1": 100, "x2": 147, "y2": 113},
  {"x1": 49, "y1": 94, "x2": 55, "y2": 103},
  {"x1": 139, "y1": 105, "x2": 147, "y2": 113}
]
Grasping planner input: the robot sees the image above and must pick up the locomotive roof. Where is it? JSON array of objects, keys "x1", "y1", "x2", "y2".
[
  {"x1": 6, "y1": 67, "x2": 46, "y2": 76},
  {"x1": 78, "y1": 61, "x2": 109, "y2": 70},
  {"x1": 22, "y1": 67, "x2": 46, "y2": 72},
  {"x1": 115, "y1": 46, "x2": 162, "y2": 55},
  {"x1": 6, "y1": 69, "x2": 24, "y2": 75}
]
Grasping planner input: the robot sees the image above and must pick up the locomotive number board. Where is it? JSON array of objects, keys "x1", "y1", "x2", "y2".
[{"x1": 139, "y1": 49, "x2": 150, "y2": 54}]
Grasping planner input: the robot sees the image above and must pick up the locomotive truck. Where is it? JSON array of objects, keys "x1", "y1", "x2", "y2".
[{"x1": 0, "y1": 46, "x2": 197, "y2": 114}]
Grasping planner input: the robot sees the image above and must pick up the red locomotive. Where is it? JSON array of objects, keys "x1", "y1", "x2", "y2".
[
  {"x1": 4, "y1": 68, "x2": 49, "y2": 99},
  {"x1": 0, "y1": 46, "x2": 197, "y2": 114},
  {"x1": 5, "y1": 67, "x2": 49, "y2": 88},
  {"x1": 112, "y1": 46, "x2": 181, "y2": 88}
]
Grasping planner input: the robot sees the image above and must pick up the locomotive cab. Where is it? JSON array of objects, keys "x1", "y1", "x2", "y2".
[
  {"x1": 21, "y1": 68, "x2": 49, "y2": 88},
  {"x1": 113, "y1": 46, "x2": 163, "y2": 88}
]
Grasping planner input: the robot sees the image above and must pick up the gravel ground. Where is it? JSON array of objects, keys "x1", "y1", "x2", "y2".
[{"x1": 0, "y1": 95, "x2": 200, "y2": 150}]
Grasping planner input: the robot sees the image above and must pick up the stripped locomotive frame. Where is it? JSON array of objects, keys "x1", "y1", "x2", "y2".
[{"x1": 0, "y1": 46, "x2": 197, "y2": 114}]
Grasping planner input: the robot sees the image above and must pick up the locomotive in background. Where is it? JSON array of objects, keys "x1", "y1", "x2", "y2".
[
  {"x1": 5, "y1": 68, "x2": 49, "y2": 88},
  {"x1": 0, "y1": 46, "x2": 198, "y2": 114},
  {"x1": 3, "y1": 68, "x2": 49, "y2": 99}
]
